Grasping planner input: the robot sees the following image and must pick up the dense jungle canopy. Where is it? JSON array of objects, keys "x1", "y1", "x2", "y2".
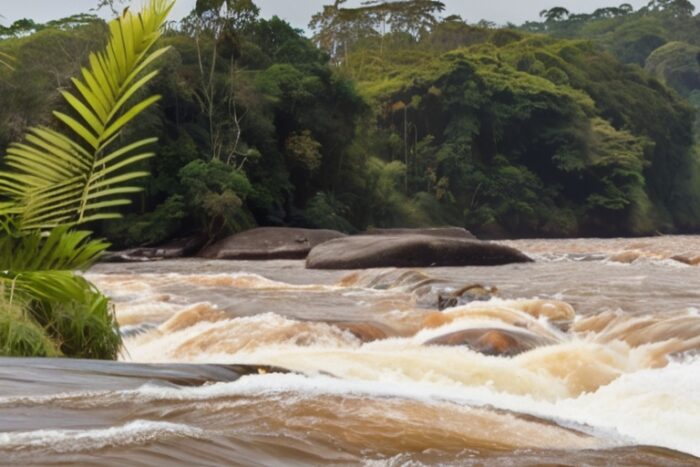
[{"x1": 0, "y1": 0, "x2": 698, "y2": 243}]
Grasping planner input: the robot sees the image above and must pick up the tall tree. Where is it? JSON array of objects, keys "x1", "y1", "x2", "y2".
[
  {"x1": 539, "y1": 7, "x2": 570, "y2": 22},
  {"x1": 310, "y1": 0, "x2": 445, "y2": 64},
  {"x1": 183, "y1": 0, "x2": 260, "y2": 164}
]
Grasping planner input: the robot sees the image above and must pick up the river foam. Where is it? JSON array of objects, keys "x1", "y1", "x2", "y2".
[{"x1": 76, "y1": 243, "x2": 700, "y2": 462}]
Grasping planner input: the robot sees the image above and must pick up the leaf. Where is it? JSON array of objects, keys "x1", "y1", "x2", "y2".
[{"x1": 0, "y1": 0, "x2": 174, "y2": 231}]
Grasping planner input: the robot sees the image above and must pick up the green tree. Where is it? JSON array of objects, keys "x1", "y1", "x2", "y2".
[{"x1": 540, "y1": 7, "x2": 570, "y2": 23}]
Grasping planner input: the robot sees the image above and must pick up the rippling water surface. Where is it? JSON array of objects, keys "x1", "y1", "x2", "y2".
[{"x1": 2, "y1": 236, "x2": 700, "y2": 466}]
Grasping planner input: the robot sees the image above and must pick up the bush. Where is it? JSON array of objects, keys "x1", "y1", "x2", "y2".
[
  {"x1": 0, "y1": 301, "x2": 60, "y2": 358},
  {"x1": 29, "y1": 282, "x2": 121, "y2": 360},
  {"x1": 179, "y1": 159, "x2": 255, "y2": 240},
  {"x1": 302, "y1": 192, "x2": 357, "y2": 233},
  {"x1": 103, "y1": 195, "x2": 187, "y2": 248},
  {"x1": 0, "y1": 279, "x2": 121, "y2": 360}
]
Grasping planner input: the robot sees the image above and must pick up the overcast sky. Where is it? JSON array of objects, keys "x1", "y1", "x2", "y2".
[{"x1": 2, "y1": 0, "x2": 698, "y2": 32}]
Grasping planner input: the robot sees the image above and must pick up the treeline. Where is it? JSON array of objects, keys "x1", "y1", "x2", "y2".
[
  {"x1": 528, "y1": 1, "x2": 700, "y2": 138},
  {"x1": 0, "y1": 0, "x2": 698, "y2": 243}
]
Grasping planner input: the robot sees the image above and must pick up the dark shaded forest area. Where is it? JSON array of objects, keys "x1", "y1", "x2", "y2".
[{"x1": 1, "y1": 0, "x2": 698, "y2": 245}]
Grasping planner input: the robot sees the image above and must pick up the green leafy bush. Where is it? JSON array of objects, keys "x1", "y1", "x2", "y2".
[
  {"x1": 302, "y1": 192, "x2": 356, "y2": 233},
  {"x1": 104, "y1": 195, "x2": 187, "y2": 248},
  {"x1": 179, "y1": 159, "x2": 254, "y2": 240}
]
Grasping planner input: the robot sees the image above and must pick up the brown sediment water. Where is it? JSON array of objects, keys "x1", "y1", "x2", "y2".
[{"x1": 2, "y1": 236, "x2": 700, "y2": 465}]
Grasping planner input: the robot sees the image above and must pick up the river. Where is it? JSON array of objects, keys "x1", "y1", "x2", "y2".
[{"x1": 1, "y1": 236, "x2": 699, "y2": 465}]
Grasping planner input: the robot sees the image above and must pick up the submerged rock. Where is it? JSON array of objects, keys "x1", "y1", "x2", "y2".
[
  {"x1": 425, "y1": 328, "x2": 555, "y2": 357},
  {"x1": 609, "y1": 250, "x2": 643, "y2": 264},
  {"x1": 306, "y1": 235, "x2": 532, "y2": 269},
  {"x1": 362, "y1": 227, "x2": 476, "y2": 239},
  {"x1": 333, "y1": 321, "x2": 396, "y2": 342},
  {"x1": 199, "y1": 227, "x2": 346, "y2": 260},
  {"x1": 514, "y1": 299, "x2": 576, "y2": 322},
  {"x1": 437, "y1": 284, "x2": 498, "y2": 310},
  {"x1": 671, "y1": 254, "x2": 700, "y2": 266}
]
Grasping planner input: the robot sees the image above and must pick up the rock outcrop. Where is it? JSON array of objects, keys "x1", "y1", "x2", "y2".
[
  {"x1": 363, "y1": 227, "x2": 476, "y2": 239},
  {"x1": 306, "y1": 235, "x2": 532, "y2": 269},
  {"x1": 200, "y1": 227, "x2": 346, "y2": 260}
]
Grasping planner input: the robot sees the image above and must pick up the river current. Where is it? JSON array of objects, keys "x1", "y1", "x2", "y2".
[{"x1": 1, "y1": 236, "x2": 700, "y2": 465}]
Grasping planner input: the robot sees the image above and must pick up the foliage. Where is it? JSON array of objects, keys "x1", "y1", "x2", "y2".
[
  {"x1": 645, "y1": 41, "x2": 700, "y2": 97},
  {"x1": 286, "y1": 130, "x2": 322, "y2": 173},
  {"x1": 309, "y1": 0, "x2": 445, "y2": 63},
  {"x1": 301, "y1": 192, "x2": 356, "y2": 232},
  {"x1": 179, "y1": 159, "x2": 254, "y2": 240},
  {"x1": 0, "y1": 0, "x2": 699, "y2": 250},
  {"x1": 0, "y1": 0, "x2": 172, "y2": 358},
  {"x1": 0, "y1": 1, "x2": 173, "y2": 230},
  {"x1": 103, "y1": 195, "x2": 186, "y2": 247},
  {"x1": 341, "y1": 16, "x2": 698, "y2": 236},
  {"x1": 0, "y1": 298, "x2": 60, "y2": 357},
  {"x1": 0, "y1": 226, "x2": 121, "y2": 359}
]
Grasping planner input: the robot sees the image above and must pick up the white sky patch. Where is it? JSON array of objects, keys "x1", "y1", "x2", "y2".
[{"x1": 2, "y1": 0, "x2": 696, "y2": 35}]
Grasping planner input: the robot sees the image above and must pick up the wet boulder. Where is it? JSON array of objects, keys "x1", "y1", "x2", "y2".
[
  {"x1": 333, "y1": 321, "x2": 396, "y2": 342},
  {"x1": 425, "y1": 328, "x2": 555, "y2": 357},
  {"x1": 437, "y1": 284, "x2": 498, "y2": 310},
  {"x1": 199, "y1": 227, "x2": 346, "y2": 260},
  {"x1": 363, "y1": 227, "x2": 476, "y2": 239},
  {"x1": 306, "y1": 235, "x2": 532, "y2": 270}
]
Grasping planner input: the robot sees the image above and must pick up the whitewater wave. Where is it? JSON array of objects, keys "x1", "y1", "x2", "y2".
[{"x1": 0, "y1": 420, "x2": 205, "y2": 453}]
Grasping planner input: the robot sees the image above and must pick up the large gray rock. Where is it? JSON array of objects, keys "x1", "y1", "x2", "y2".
[
  {"x1": 363, "y1": 227, "x2": 476, "y2": 239},
  {"x1": 199, "y1": 227, "x2": 346, "y2": 260},
  {"x1": 306, "y1": 235, "x2": 532, "y2": 269}
]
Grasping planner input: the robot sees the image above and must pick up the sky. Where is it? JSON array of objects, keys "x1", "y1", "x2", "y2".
[{"x1": 1, "y1": 0, "x2": 698, "y2": 32}]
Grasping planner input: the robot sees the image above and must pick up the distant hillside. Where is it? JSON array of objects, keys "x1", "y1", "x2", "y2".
[{"x1": 323, "y1": 1, "x2": 700, "y2": 236}]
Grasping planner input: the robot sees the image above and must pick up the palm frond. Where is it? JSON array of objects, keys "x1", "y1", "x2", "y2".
[
  {"x1": 0, "y1": 0, "x2": 174, "y2": 230},
  {"x1": 0, "y1": 226, "x2": 109, "y2": 272},
  {"x1": 0, "y1": 51, "x2": 15, "y2": 71}
]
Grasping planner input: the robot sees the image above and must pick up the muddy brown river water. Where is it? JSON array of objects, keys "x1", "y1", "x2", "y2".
[{"x1": 1, "y1": 236, "x2": 700, "y2": 466}]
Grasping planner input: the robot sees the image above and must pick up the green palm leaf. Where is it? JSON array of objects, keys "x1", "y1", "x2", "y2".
[
  {"x1": 0, "y1": 226, "x2": 108, "y2": 272},
  {"x1": 0, "y1": 0, "x2": 174, "y2": 230}
]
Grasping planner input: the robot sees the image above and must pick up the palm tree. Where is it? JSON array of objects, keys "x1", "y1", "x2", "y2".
[{"x1": 0, "y1": 0, "x2": 173, "y2": 358}]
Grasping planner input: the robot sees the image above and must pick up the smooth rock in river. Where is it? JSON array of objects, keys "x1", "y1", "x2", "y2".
[
  {"x1": 306, "y1": 235, "x2": 532, "y2": 269},
  {"x1": 362, "y1": 227, "x2": 476, "y2": 239},
  {"x1": 437, "y1": 284, "x2": 498, "y2": 310},
  {"x1": 425, "y1": 328, "x2": 555, "y2": 357},
  {"x1": 333, "y1": 321, "x2": 395, "y2": 342},
  {"x1": 199, "y1": 227, "x2": 346, "y2": 260}
]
